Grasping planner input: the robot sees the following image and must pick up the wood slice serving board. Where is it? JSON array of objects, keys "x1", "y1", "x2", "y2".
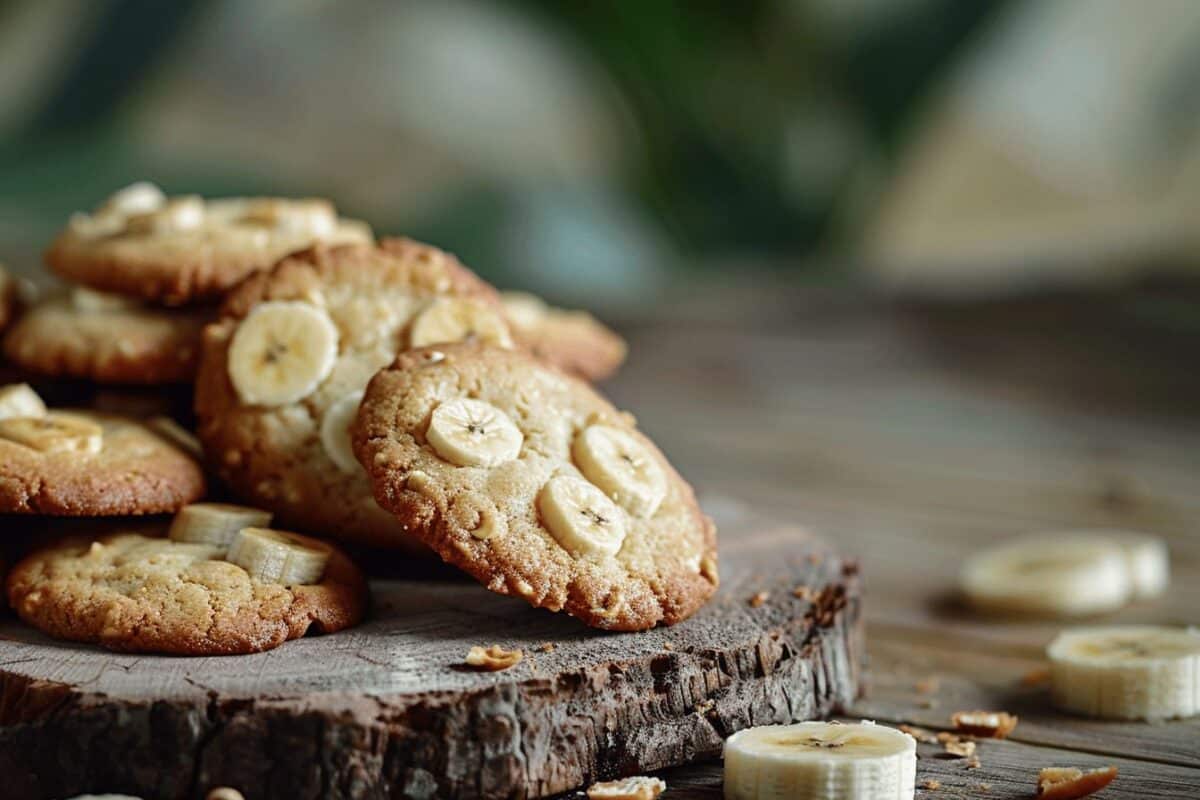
[{"x1": 0, "y1": 504, "x2": 862, "y2": 800}]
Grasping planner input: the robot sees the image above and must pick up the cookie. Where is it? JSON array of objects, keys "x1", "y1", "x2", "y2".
[
  {"x1": 501, "y1": 291, "x2": 627, "y2": 381},
  {"x1": 353, "y1": 343, "x2": 718, "y2": 630},
  {"x1": 46, "y1": 182, "x2": 373, "y2": 305},
  {"x1": 0, "y1": 393, "x2": 205, "y2": 514},
  {"x1": 195, "y1": 238, "x2": 511, "y2": 551},
  {"x1": 3, "y1": 288, "x2": 210, "y2": 384},
  {"x1": 6, "y1": 525, "x2": 366, "y2": 654}
]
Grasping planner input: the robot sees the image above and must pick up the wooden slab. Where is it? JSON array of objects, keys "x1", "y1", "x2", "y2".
[{"x1": 0, "y1": 505, "x2": 861, "y2": 800}]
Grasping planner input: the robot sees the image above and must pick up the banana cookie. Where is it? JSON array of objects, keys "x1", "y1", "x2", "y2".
[
  {"x1": 0, "y1": 384, "x2": 204, "y2": 515},
  {"x1": 501, "y1": 291, "x2": 626, "y2": 381},
  {"x1": 6, "y1": 509, "x2": 366, "y2": 654},
  {"x1": 195, "y1": 238, "x2": 513, "y2": 551},
  {"x1": 3, "y1": 288, "x2": 210, "y2": 383},
  {"x1": 46, "y1": 182, "x2": 372, "y2": 305},
  {"x1": 352, "y1": 343, "x2": 719, "y2": 630}
]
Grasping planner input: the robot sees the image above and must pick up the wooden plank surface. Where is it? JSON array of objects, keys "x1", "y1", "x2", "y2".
[{"x1": 591, "y1": 284, "x2": 1200, "y2": 799}]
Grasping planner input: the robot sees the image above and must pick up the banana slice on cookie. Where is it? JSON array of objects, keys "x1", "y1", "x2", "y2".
[
  {"x1": 539, "y1": 475, "x2": 627, "y2": 557},
  {"x1": 321, "y1": 390, "x2": 366, "y2": 472},
  {"x1": 574, "y1": 424, "x2": 667, "y2": 518},
  {"x1": 426, "y1": 398, "x2": 524, "y2": 467},
  {"x1": 1047, "y1": 625, "x2": 1200, "y2": 720},
  {"x1": 0, "y1": 383, "x2": 47, "y2": 420},
  {"x1": 168, "y1": 502, "x2": 273, "y2": 550},
  {"x1": 227, "y1": 300, "x2": 339, "y2": 406},
  {"x1": 227, "y1": 527, "x2": 331, "y2": 585},
  {"x1": 71, "y1": 286, "x2": 143, "y2": 312},
  {"x1": 723, "y1": 721, "x2": 917, "y2": 800},
  {"x1": 0, "y1": 412, "x2": 103, "y2": 454},
  {"x1": 409, "y1": 297, "x2": 513, "y2": 349}
]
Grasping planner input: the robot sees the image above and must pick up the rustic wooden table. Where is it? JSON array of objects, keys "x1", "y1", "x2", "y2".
[{"x1": 603, "y1": 280, "x2": 1200, "y2": 799}]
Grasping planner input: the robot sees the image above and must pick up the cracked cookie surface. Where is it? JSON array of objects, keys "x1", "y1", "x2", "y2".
[
  {"x1": 353, "y1": 343, "x2": 718, "y2": 630},
  {"x1": 0, "y1": 411, "x2": 205, "y2": 515},
  {"x1": 6, "y1": 529, "x2": 366, "y2": 654},
  {"x1": 3, "y1": 292, "x2": 211, "y2": 384},
  {"x1": 195, "y1": 239, "x2": 507, "y2": 551}
]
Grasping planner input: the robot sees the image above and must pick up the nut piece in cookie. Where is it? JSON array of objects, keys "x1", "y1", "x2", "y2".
[
  {"x1": 45, "y1": 182, "x2": 373, "y2": 305},
  {"x1": 501, "y1": 290, "x2": 627, "y2": 381},
  {"x1": 5, "y1": 524, "x2": 367, "y2": 655},
  {"x1": 353, "y1": 343, "x2": 719, "y2": 631},
  {"x1": 0, "y1": 386, "x2": 204, "y2": 515},
  {"x1": 3, "y1": 289, "x2": 211, "y2": 384},
  {"x1": 195, "y1": 239, "x2": 511, "y2": 551}
]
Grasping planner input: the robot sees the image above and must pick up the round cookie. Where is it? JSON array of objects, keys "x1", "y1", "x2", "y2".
[
  {"x1": 501, "y1": 291, "x2": 627, "y2": 381},
  {"x1": 0, "y1": 407, "x2": 205, "y2": 515},
  {"x1": 195, "y1": 238, "x2": 512, "y2": 551},
  {"x1": 352, "y1": 342, "x2": 718, "y2": 631},
  {"x1": 3, "y1": 290, "x2": 210, "y2": 384},
  {"x1": 46, "y1": 183, "x2": 373, "y2": 305},
  {"x1": 6, "y1": 528, "x2": 366, "y2": 654}
]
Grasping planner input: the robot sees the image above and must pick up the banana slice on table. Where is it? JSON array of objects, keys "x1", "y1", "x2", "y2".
[
  {"x1": 227, "y1": 527, "x2": 330, "y2": 585},
  {"x1": 227, "y1": 300, "x2": 339, "y2": 406},
  {"x1": 723, "y1": 721, "x2": 916, "y2": 800},
  {"x1": 169, "y1": 502, "x2": 273, "y2": 550},
  {"x1": 1099, "y1": 531, "x2": 1169, "y2": 599},
  {"x1": 426, "y1": 398, "x2": 523, "y2": 467},
  {"x1": 0, "y1": 383, "x2": 47, "y2": 420},
  {"x1": 538, "y1": 475, "x2": 627, "y2": 557},
  {"x1": 409, "y1": 297, "x2": 513, "y2": 349},
  {"x1": 71, "y1": 286, "x2": 142, "y2": 312},
  {"x1": 321, "y1": 390, "x2": 365, "y2": 472},
  {"x1": 573, "y1": 424, "x2": 667, "y2": 517},
  {"x1": 0, "y1": 412, "x2": 102, "y2": 454},
  {"x1": 1047, "y1": 625, "x2": 1200, "y2": 720},
  {"x1": 960, "y1": 537, "x2": 1134, "y2": 616}
]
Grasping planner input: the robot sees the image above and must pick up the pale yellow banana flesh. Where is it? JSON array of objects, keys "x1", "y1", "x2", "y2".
[
  {"x1": 426, "y1": 398, "x2": 523, "y2": 467},
  {"x1": 0, "y1": 383, "x2": 47, "y2": 420},
  {"x1": 538, "y1": 474, "x2": 627, "y2": 557},
  {"x1": 168, "y1": 503, "x2": 274, "y2": 551},
  {"x1": 227, "y1": 300, "x2": 340, "y2": 406},
  {"x1": 227, "y1": 527, "x2": 330, "y2": 585},
  {"x1": 1048, "y1": 625, "x2": 1200, "y2": 720},
  {"x1": 320, "y1": 390, "x2": 365, "y2": 472},
  {"x1": 573, "y1": 424, "x2": 667, "y2": 518},
  {"x1": 409, "y1": 297, "x2": 513, "y2": 349},
  {"x1": 0, "y1": 412, "x2": 103, "y2": 454},
  {"x1": 723, "y1": 722, "x2": 916, "y2": 800}
]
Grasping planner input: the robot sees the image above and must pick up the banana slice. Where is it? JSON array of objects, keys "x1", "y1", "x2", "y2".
[
  {"x1": 98, "y1": 181, "x2": 167, "y2": 216},
  {"x1": 0, "y1": 412, "x2": 103, "y2": 454},
  {"x1": 168, "y1": 502, "x2": 273, "y2": 550},
  {"x1": 240, "y1": 198, "x2": 337, "y2": 236},
  {"x1": 0, "y1": 383, "x2": 47, "y2": 420},
  {"x1": 1101, "y1": 532, "x2": 1169, "y2": 599},
  {"x1": 538, "y1": 475, "x2": 627, "y2": 557},
  {"x1": 321, "y1": 390, "x2": 365, "y2": 472},
  {"x1": 499, "y1": 290, "x2": 548, "y2": 329},
  {"x1": 227, "y1": 300, "x2": 339, "y2": 406},
  {"x1": 1047, "y1": 625, "x2": 1200, "y2": 720},
  {"x1": 125, "y1": 195, "x2": 205, "y2": 234},
  {"x1": 426, "y1": 398, "x2": 523, "y2": 467},
  {"x1": 960, "y1": 537, "x2": 1133, "y2": 617},
  {"x1": 146, "y1": 416, "x2": 203, "y2": 460},
  {"x1": 71, "y1": 286, "x2": 143, "y2": 312},
  {"x1": 409, "y1": 297, "x2": 513, "y2": 349},
  {"x1": 723, "y1": 721, "x2": 917, "y2": 800},
  {"x1": 573, "y1": 425, "x2": 667, "y2": 518},
  {"x1": 226, "y1": 527, "x2": 330, "y2": 585}
]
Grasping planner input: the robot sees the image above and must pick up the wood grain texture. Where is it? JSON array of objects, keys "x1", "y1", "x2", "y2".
[{"x1": 0, "y1": 508, "x2": 861, "y2": 800}]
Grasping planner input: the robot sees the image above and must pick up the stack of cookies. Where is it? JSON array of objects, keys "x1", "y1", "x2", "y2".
[{"x1": 0, "y1": 182, "x2": 718, "y2": 658}]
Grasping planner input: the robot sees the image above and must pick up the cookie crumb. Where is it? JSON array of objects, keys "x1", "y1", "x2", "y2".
[
  {"x1": 792, "y1": 585, "x2": 812, "y2": 599},
  {"x1": 936, "y1": 732, "x2": 976, "y2": 758},
  {"x1": 465, "y1": 644, "x2": 523, "y2": 671},
  {"x1": 1036, "y1": 766, "x2": 1118, "y2": 799},
  {"x1": 586, "y1": 776, "x2": 666, "y2": 800},
  {"x1": 966, "y1": 755, "x2": 981, "y2": 769},
  {"x1": 975, "y1": 783, "x2": 991, "y2": 793},
  {"x1": 919, "y1": 698, "x2": 938, "y2": 709},
  {"x1": 207, "y1": 789, "x2": 246, "y2": 800},
  {"x1": 662, "y1": 641, "x2": 674, "y2": 651},
  {"x1": 952, "y1": 710, "x2": 1018, "y2": 739},
  {"x1": 920, "y1": 779, "x2": 941, "y2": 790},
  {"x1": 899, "y1": 724, "x2": 939, "y2": 744},
  {"x1": 748, "y1": 591, "x2": 769, "y2": 608}
]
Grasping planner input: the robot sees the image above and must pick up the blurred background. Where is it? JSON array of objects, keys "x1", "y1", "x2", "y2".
[{"x1": 2, "y1": 0, "x2": 1200, "y2": 318}]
